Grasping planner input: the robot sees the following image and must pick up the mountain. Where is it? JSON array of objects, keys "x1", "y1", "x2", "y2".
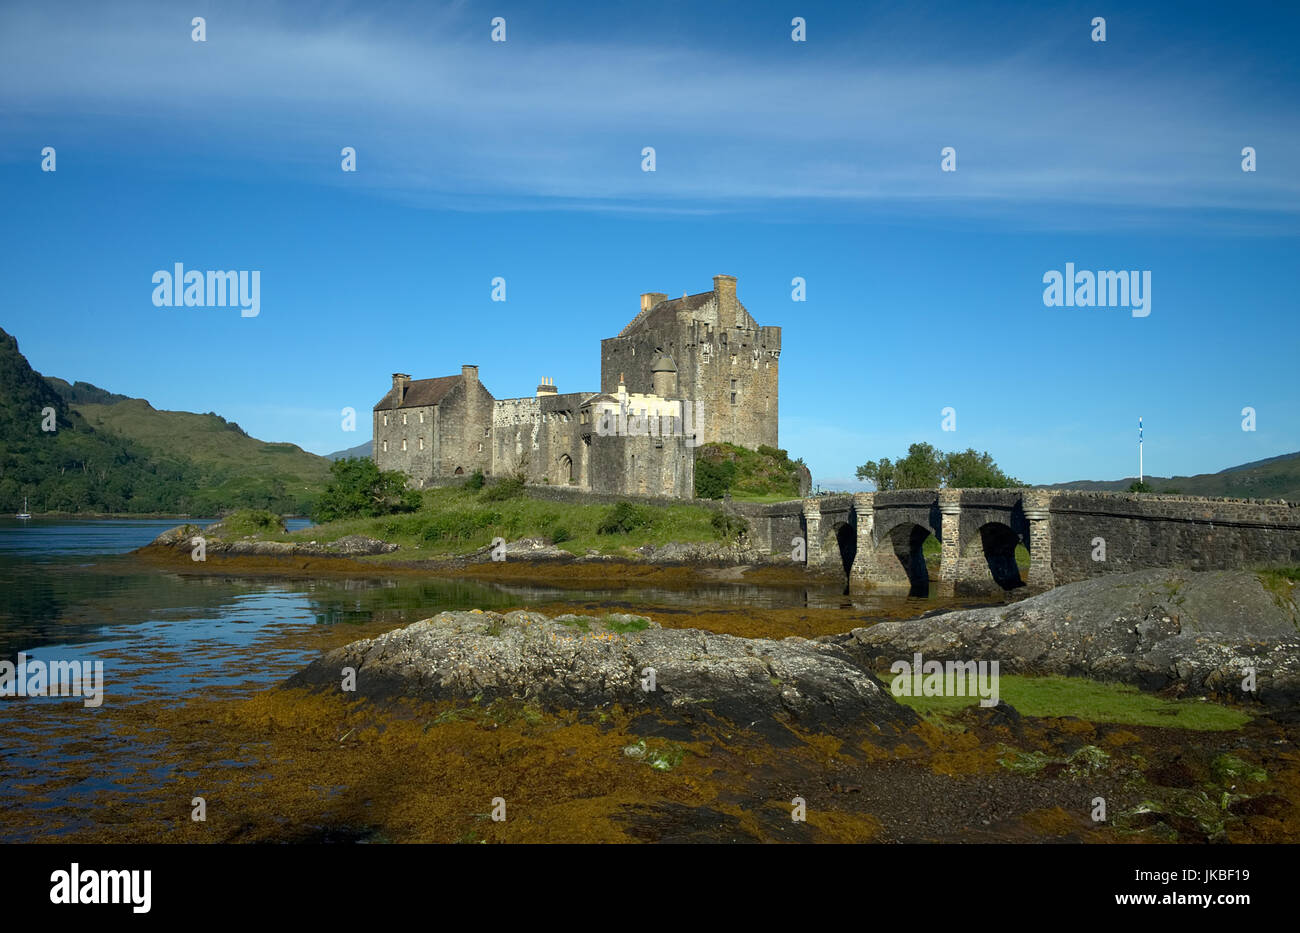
[
  {"x1": 326, "y1": 440, "x2": 373, "y2": 461},
  {"x1": 1046, "y1": 451, "x2": 1300, "y2": 501},
  {"x1": 0, "y1": 326, "x2": 330, "y2": 515}
]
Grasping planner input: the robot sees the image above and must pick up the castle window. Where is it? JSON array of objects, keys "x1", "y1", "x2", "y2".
[
  {"x1": 402, "y1": 413, "x2": 407, "y2": 425},
  {"x1": 401, "y1": 439, "x2": 407, "y2": 451},
  {"x1": 418, "y1": 437, "x2": 424, "y2": 450},
  {"x1": 478, "y1": 442, "x2": 483, "y2": 452},
  {"x1": 382, "y1": 440, "x2": 388, "y2": 452},
  {"x1": 383, "y1": 414, "x2": 388, "y2": 427},
  {"x1": 419, "y1": 411, "x2": 424, "y2": 424}
]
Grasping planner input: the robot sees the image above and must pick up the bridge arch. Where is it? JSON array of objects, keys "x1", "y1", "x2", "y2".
[
  {"x1": 869, "y1": 520, "x2": 936, "y2": 596},
  {"x1": 957, "y1": 521, "x2": 1027, "y2": 593},
  {"x1": 823, "y1": 520, "x2": 857, "y2": 577}
]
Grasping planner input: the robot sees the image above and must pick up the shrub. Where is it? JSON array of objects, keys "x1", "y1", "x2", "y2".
[
  {"x1": 313, "y1": 457, "x2": 419, "y2": 523},
  {"x1": 695, "y1": 458, "x2": 737, "y2": 499},
  {"x1": 550, "y1": 525, "x2": 572, "y2": 544},
  {"x1": 597, "y1": 501, "x2": 653, "y2": 535},
  {"x1": 710, "y1": 511, "x2": 749, "y2": 543},
  {"x1": 464, "y1": 469, "x2": 486, "y2": 492},
  {"x1": 482, "y1": 476, "x2": 525, "y2": 501}
]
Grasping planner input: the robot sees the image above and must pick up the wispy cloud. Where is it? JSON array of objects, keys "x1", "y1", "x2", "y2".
[{"x1": 2, "y1": 1, "x2": 1295, "y2": 228}]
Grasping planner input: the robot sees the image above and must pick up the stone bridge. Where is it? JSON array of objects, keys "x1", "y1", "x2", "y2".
[{"x1": 738, "y1": 489, "x2": 1300, "y2": 595}]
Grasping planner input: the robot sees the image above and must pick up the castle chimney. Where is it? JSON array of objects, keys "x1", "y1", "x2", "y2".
[
  {"x1": 640, "y1": 292, "x2": 667, "y2": 313},
  {"x1": 712, "y1": 275, "x2": 737, "y2": 305},
  {"x1": 461, "y1": 364, "x2": 478, "y2": 387},
  {"x1": 536, "y1": 376, "x2": 557, "y2": 397},
  {"x1": 392, "y1": 373, "x2": 411, "y2": 404}
]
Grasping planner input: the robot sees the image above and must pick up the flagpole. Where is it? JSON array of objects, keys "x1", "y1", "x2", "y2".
[{"x1": 1139, "y1": 417, "x2": 1143, "y2": 484}]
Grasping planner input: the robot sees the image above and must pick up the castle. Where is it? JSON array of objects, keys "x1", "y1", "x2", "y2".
[{"x1": 373, "y1": 275, "x2": 781, "y2": 498}]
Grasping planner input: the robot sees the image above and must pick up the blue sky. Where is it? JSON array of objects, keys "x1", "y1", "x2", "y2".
[{"x1": 1, "y1": 0, "x2": 1296, "y2": 488}]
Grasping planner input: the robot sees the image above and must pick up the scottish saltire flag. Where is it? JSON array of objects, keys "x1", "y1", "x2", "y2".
[{"x1": 1139, "y1": 418, "x2": 1143, "y2": 442}]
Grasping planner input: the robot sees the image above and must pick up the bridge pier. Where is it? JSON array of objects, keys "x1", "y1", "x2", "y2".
[
  {"x1": 1024, "y1": 490, "x2": 1055, "y2": 591},
  {"x1": 934, "y1": 489, "x2": 961, "y2": 596},
  {"x1": 802, "y1": 498, "x2": 822, "y2": 567},
  {"x1": 849, "y1": 492, "x2": 874, "y2": 590}
]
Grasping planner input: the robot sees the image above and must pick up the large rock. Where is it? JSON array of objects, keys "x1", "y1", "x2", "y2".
[
  {"x1": 840, "y1": 570, "x2": 1300, "y2": 705},
  {"x1": 284, "y1": 609, "x2": 915, "y2": 733}
]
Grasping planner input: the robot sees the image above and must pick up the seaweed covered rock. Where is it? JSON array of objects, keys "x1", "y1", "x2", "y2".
[{"x1": 285, "y1": 609, "x2": 915, "y2": 734}]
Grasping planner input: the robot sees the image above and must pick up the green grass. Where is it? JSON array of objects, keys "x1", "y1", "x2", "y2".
[
  {"x1": 218, "y1": 509, "x2": 286, "y2": 537},
  {"x1": 884, "y1": 672, "x2": 1252, "y2": 731},
  {"x1": 277, "y1": 485, "x2": 725, "y2": 558},
  {"x1": 601, "y1": 615, "x2": 650, "y2": 634}
]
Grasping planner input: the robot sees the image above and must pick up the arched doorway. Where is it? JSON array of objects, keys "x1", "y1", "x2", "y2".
[{"x1": 558, "y1": 454, "x2": 573, "y2": 485}]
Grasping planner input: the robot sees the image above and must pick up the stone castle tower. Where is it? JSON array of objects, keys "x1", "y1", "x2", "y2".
[{"x1": 599, "y1": 275, "x2": 781, "y2": 448}]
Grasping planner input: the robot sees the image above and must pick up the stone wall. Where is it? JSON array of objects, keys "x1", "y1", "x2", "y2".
[
  {"x1": 1047, "y1": 492, "x2": 1300, "y2": 583},
  {"x1": 491, "y1": 392, "x2": 588, "y2": 486},
  {"x1": 373, "y1": 404, "x2": 436, "y2": 479},
  {"x1": 432, "y1": 379, "x2": 495, "y2": 479},
  {"x1": 589, "y1": 432, "x2": 694, "y2": 498}
]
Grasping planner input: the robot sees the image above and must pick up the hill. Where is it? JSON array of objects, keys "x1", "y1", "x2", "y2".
[
  {"x1": 327, "y1": 440, "x2": 373, "y2": 461},
  {"x1": 71, "y1": 398, "x2": 332, "y2": 515},
  {"x1": 1046, "y1": 451, "x2": 1300, "y2": 501},
  {"x1": 0, "y1": 326, "x2": 330, "y2": 515}
]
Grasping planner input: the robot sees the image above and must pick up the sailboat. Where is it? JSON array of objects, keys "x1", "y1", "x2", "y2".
[{"x1": 16, "y1": 497, "x2": 31, "y2": 520}]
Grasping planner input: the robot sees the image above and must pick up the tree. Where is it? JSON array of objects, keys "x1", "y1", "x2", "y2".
[
  {"x1": 1128, "y1": 480, "x2": 1153, "y2": 493},
  {"x1": 312, "y1": 457, "x2": 420, "y2": 523},
  {"x1": 856, "y1": 444, "x2": 1019, "y2": 490},
  {"x1": 941, "y1": 448, "x2": 1021, "y2": 488},
  {"x1": 856, "y1": 443, "x2": 942, "y2": 490}
]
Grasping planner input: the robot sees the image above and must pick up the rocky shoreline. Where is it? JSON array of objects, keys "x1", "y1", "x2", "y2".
[
  {"x1": 144, "y1": 523, "x2": 1300, "y2": 710},
  {"x1": 135, "y1": 524, "x2": 824, "y2": 589},
  {"x1": 283, "y1": 569, "x2": 1300, "y2": 722}
]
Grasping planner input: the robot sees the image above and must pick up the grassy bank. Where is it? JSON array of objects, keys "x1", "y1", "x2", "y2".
[
  {"x1": 885, "y1": 672, "x2": 1252, "y2": 731},
  {"x1": 228, "y1": 487, "x2": 737, "y2": 559}
]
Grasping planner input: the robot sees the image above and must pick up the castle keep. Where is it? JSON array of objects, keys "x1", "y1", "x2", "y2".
[{"x1": 373, "y1": 275, "x2": 781, "y2": 498}]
